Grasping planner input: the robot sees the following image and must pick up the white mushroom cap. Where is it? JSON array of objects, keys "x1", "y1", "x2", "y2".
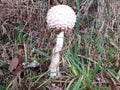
[{"x1": 46, "y1": 5, "x2": 76, "y2": 30}]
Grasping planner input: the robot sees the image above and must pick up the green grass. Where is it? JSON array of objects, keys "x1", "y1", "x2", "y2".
[
  {"x1": 63, "y1": 41, "x2": 103, "y2": 90},
  {"x1": 14, "y1": 21, "x2": 28, "y2": 44},
  {"x1": 63, "y1": 37, "x2": 118, "y2": 89},
  {"x1": 0, "y1": 85, "x2": 11, "y2": 90},
  {"x1": 63, "y1": 23, "x2": 119, "y2": 90}
]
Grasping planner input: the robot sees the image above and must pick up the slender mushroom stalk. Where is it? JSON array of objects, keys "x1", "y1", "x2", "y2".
[
  {"x1": 46, "y1": 5, "x2": 76, "y2": 78},
  {"x1": 49, "y1": 31, "x2": 64, "y2": 77}
]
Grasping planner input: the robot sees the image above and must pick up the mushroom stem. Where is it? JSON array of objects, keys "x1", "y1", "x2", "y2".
[{"x1": 49, "y1": 31, "x2": 64, "y2": 78}]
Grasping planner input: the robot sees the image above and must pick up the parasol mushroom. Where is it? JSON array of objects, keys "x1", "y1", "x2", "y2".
[{"x1": 46, "y1": 5, "x2": 76, "y2": 78}]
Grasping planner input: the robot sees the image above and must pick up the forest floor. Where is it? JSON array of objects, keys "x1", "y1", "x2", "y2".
[{"x1": 0, "y1": 0, "x2": 120, "y2": 90}]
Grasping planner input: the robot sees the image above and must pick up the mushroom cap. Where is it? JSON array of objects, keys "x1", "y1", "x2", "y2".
[{"x1": 46, "y1": 5, "x2": 76, "y2": 30}]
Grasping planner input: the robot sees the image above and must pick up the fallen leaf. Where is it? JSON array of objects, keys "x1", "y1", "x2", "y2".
[
  {"x1": 0, "y1": 69, "x2": 3, "y2": 76},
  {"x1": 8, "y1": 55, "x2": 24, "y2": 72},
  {"x1": 15, "y1": 65, "x2": 23, "y2": 74},
  {"x1": 8, "y1": 56, "x2": 19, "y2": 72},
  {"x1": 17, "y1": 55, "x2": 24, "y2": 64}
]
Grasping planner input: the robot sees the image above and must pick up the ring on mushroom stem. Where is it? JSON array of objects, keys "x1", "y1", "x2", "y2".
[{"x1": 46, "y1": 4, "x2": 76, "y2": 78}]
